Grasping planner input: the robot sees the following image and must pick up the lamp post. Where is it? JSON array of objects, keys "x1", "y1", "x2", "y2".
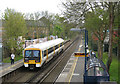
[{"x1": 84, "y1": 29, "x2": 88, "y2": 75}]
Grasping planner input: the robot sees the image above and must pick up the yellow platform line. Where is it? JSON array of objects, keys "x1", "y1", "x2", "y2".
[
  {"x1": 68, "y1": 39, "x2": 83, "y2": 83},
  {"x1": 0, "y1": 60, "x2": 23, "y2": 73},
  {"x1": 78, "y1": 48, "x2": 81, "y2": 51},
  {"x1": 68, "y1": 57, "x2": 78, "y2": 83}
]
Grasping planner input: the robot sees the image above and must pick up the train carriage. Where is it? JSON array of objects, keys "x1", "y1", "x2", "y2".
[{"x1": 23, "y1": 38, "x2": 64, "y2": 69}]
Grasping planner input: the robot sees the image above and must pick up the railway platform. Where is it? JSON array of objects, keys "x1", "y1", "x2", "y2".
[
  {"x1": 0, "y1": 59, "x2": 23, "y2": 78},
  {"x1": 56, "y1": 39, "x2": 85, "y2": 83},
  {"x1": 56, "y1": 39, "x2": 117, "y2": 84}
]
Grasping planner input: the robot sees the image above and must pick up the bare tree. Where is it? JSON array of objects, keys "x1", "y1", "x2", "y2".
[
  {"x1": 106, "y1": 2, "x2": 117, "y2": 72},
  {"x1": 117, "y1": 2, "x2": 120, "y2": 60},
  {"x1": 62, "y1": 0, "x2": 119, "y2": 72}
]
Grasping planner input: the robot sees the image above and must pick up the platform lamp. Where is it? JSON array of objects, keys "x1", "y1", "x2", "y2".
[{"x1": 70, "y1": 28, "x2": 88, "y2": 75}]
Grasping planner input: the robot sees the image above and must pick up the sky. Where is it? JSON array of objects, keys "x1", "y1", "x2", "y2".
[{"x1": 0, "y1": 0, "x2": 63, "y2": 17}]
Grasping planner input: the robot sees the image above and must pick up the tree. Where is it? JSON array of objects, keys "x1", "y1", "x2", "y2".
[
  {"x1": 52, "y1": 14, "x2": 77, "y2": 39},
  {"x1": 118, "y1": 2, "x2": 120, "y2": 60},
  {"x1": 62, "y1": 1, "x2": 88, "y2": 25},
  {"x1": 25, "y1": 11, "x2": 60, "y2": 38},
  {"x1": 34, "y1": 12, "x2": 41, "y2": 39},
  {"x1": 52, "y1": 15, "x2": 64, "y2": 38},
  {"x1": 62, "y1": 1, "x2": 109, "y2": 60},
  {"x1": 115, "y1": 1, "x2": 120, "y2": 59},
  {"x1": 106, "y1": 2, "x2": 116, "y2": 72},
  {"x1": 3, "y1": 8, "x2": 27, "y2": 57},
  {"x1": 62, "y1": 0, "x2": 119, "y2": 72},
  {"x1": 85, "y1": 8, "x2": 109, "y2": 60},
  {"x1": 40, "y1": 11, "x2": 54, "y2": 36},
  {"x1": 25, "y1": 12, "x2": 38, "y2": 39}
]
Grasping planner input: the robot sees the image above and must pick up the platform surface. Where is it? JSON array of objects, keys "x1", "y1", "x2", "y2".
[
  {"x1": 56, "y1": 39, "x2": 85, "y2": 83},
  {"x1": 0, "y1": 59, "x2": 23, "y2": 77}
]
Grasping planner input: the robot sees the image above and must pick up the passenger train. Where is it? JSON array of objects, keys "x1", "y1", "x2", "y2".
[{"x1": 23, "y1": 38, "x2": 64, "y2": 69}]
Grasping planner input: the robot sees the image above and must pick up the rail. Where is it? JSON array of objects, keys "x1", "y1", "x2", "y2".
[{"x1": 25, "y1": 37, "x2": 79, "y2": 83}]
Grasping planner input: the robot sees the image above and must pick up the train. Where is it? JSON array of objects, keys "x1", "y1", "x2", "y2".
[{"x1": 23, "y1": 38, "x2": 64, "y2": 69}]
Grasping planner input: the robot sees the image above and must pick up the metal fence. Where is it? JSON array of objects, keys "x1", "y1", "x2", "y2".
[{"x1": 84, "y1": 52, "x2": 109, "y2": 84}]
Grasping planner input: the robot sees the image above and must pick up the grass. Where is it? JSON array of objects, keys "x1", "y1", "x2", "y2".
[
  {"x1": 3, "y1": 55, "x2": 23, "y2": 63},
  {"x1": 95, "y1": 52, "x2": 120, "y2": 83}
]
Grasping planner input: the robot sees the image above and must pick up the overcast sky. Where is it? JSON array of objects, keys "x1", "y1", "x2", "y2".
[{"x1": 0, "y1": 0, "x2": 63, "y2": 17}]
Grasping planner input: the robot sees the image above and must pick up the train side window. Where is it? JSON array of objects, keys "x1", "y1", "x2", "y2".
[
  {"x1": 60, "y1": 43, "x2": 62, "y2": 47},
  {"x1": 42, "y1": 51, "x2": 44, "y2": 57},
  {"x1": 55, "y1": 45, "x2": 58, "y2": 50},
  {"x1": 44, "y1": 50, "x2": 47, "y2": 57},
  {"x1": 48, "y1": 47, "x2": 54, "y2": 54}
]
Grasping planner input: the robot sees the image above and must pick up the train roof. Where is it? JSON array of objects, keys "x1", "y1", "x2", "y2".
[{"x1": 25, "y1": 38, "x2": 64, "y2": 51}]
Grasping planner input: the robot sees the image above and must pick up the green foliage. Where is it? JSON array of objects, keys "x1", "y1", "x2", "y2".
[
  {"x1": 3, "y1": 55, "x2": 23, "y2": 63},
  {"x1": 109, "y1": 57, "x2": 119, "y2": 83},
  {"x1": 53, "y1": 25, "x2": 63, "y2": 37},
  {"x1": 52, "y1": 15, "x2": 65, "y2": 38},
  {"x1": 4, "y1": 8, "x2": 27, "y2": 37},
  {"x1": 3, "y1": 8, "x2": 27, "y2": 57},
  {"x1": 85, "y1": 12, "x2": 100, "y2": 31},
  {"x1": 52, "y1": 15, "x2": 77, "y2": 39},
  {"x1": 104, "y1": 53, "x2": 119, "y2": 83},
  {"x1": 85, "y1": 8, "x2": 109, "y2": 60},
  {"x1": 85, "y1": 8, "x2": 109, "y2": 34}
]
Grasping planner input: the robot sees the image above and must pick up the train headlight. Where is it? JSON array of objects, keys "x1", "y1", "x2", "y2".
[
  {"x1": 25, "y1": 58, "x2": 29, "y2": 62},
  {"x1": 35, "y1": 60, "x2": 39, "y2": 63},
  {"x1": 25, "y1": 60, "x2": 29, "y2": 63}
]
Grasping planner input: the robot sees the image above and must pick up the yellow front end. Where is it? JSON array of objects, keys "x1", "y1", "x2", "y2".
[
  {"x1": 23, "y1": 48, "x2": 42, "y2": 68},
  {"x1": 29, "y1": 60, "x2": 36, "y2": 64}
]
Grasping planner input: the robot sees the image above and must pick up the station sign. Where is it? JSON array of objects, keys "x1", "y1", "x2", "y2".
[{"x1": 74, "y1": 52, "x2": 88, "y2": 57}]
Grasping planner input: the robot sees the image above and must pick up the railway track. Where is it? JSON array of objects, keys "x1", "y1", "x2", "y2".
[
  {"x1": 25, "y1": 37, "x2": 80, "y2": 83},
  {"x1": 3, "y1": 37, "x2": 80, "y2": 83},
  {"x1": 39, "y1": 37, "x2": 80, "y2": 83}
]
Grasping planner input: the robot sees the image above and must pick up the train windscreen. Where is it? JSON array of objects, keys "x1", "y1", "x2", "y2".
[
  {"x1": 24, "y1": 50, "x2": 40, "y2": 63},
  {"x1": 25, "y1": 50, "x2": 40, "y2": 57},
  {"x1": 33, "y1": 50, "x2": 40, "y2": 57}
]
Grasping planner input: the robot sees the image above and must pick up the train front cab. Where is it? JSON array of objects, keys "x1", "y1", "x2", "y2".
[{"x1": 24, "y1": 48, "x2": 42, "y2": 69}]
